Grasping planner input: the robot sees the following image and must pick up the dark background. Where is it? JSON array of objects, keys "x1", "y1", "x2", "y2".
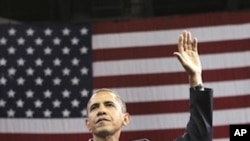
[{"x1": 0, "y1": 0, "x2": 250, "y2": 23}]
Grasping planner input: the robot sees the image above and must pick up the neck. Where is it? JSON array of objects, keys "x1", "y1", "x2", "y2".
[{"x1": 92, "y1": 130, "x2": 121, "y2": 141}]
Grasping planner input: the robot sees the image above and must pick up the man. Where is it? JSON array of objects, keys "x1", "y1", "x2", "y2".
[{"x1": 85, "y1": 31, "x2": 213, "y2": 141}]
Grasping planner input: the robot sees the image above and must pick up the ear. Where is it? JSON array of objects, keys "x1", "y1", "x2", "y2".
[
  {"x1": 85, "y1": 118, "x2": 92, "y2": 131},
  {"x1": 122, "y1": 112, "x2": 131, "y2": 126}
]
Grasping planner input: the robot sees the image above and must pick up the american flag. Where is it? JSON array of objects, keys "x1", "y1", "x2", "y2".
[
  {"x1": 1, "y1": 10, "x2": 250, "y2": 141},
  {"x1": 0, "y1": 23, "x2": 92, "y2": 131}
]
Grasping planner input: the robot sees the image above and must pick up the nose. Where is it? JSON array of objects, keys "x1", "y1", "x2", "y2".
[
  {"x1": 97, "y1": 111, "x2": 106, "y2": 116},
  {"x1": 97, "y1": 104, "x2": 107, "y2": 116}
]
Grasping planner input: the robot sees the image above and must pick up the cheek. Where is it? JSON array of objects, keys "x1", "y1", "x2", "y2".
[
  {"x1": 86, "y1": 115, "x2": 95, "y2": 127},
  {"x1": 112, "y1": 112, "x2": 125, "y2": 123}
]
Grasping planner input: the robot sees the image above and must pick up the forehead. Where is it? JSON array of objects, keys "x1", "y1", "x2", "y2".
[{"x1": 88, "y1": 91, "x2": 118, "y2": 104}]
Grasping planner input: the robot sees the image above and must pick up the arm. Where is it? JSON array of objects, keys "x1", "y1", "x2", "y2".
[
  {"x1": 174, "y1": 88, "x2": 213, "y2": 141},
  {"x1": 173, "y1": 31, "x2": 213, "y2": 141}
]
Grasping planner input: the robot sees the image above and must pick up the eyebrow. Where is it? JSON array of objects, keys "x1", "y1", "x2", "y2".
[
  {"x1": 89, "y1": 101, "x2": 116, "y2": 109},
  {"x1": 89, "y1": 103, "x2": 99, "y2": 111},
  {"x1": 104, "y1": 101, "x2": 115, "y2": 105}
]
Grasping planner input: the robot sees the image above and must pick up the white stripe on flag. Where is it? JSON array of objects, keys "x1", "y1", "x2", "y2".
[
  {"x1": 109, "y1": 79, "x2": 250, "y2": 103},
  {"x1": 213, "y1": 138, "x2": 229, "y2": 141},
  {"x1": 93, "y1": 51, "x2": 250, "y2": 76},
  {"x1": 93, "y1": 23, "x2": 250, "y2": 49},
  {"x1": 0, "y1": 107, "x2": 249, "y2": 133}
]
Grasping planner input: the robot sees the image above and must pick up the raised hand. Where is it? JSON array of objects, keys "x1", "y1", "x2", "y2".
[{"x1": 173, "y1": 31, "x2": 203, "y2": 86}]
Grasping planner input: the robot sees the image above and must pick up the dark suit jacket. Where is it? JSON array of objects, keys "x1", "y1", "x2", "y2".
[{"x1": 174, "y1": 88, "x2": 213, "y2": 141}]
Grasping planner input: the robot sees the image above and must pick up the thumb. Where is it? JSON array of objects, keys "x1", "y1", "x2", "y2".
[{"x1": 173, "y1": 52, "x2": 185, "y2": 65}]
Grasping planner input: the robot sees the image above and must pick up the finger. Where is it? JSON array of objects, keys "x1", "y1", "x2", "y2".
[
  {"x1": 178, "y1": 34, "x2": 184, "y2": 53},
  {"x1": 183, "y1": 31, "x2": 188, "y2": 51},
  {"x1": 173, "y1": 52, "x2": 185, "y2": 65},
  {"x1": 187, "y1": 31, "x2": 193, "y2": 51},
  {"x1": 192, "y1": 37, "x2": 198, "y2": 52}
]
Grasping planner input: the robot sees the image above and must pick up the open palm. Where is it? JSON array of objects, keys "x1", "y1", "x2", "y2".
[{"x1": 173, "y1": 31, "x2": 202, "y2": 76}]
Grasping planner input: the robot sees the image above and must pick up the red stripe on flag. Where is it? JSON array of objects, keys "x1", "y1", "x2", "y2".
[
  {"x1": 93, "y1": 39, "x2": 250, "y2": 61},
  {"x1": 94, "y1": 67, "x2": 250, "y2": 88},
  {"x1": 127, "y1": 94, "x2": 250, "y2": 115},
  {"x1": 0, "y1": 125, "x2": 235, "y2": 141},
  {"x1": 93, "y1": 10, "x2": 250, "y2": 34}
]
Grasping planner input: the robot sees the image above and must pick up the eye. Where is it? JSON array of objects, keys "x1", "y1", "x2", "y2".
[
  {"x1": 90, "y1": 104, "x2": 98, "y2": 111},
  {"x1": 106, "y1": 102, "x2": 115, "y2": 107}
]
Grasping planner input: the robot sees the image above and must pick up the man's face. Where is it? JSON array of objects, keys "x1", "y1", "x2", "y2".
[{"x1": 85, "y1": 91, "x2": 130, "y2": 136}]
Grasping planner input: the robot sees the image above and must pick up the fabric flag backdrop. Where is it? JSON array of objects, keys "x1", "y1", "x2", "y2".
[{"x1": 1, "y1": 10, "x2": 250, "y2": 141}]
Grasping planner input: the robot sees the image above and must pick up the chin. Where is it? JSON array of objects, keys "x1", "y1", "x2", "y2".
[
  {"x1": 95, "y1": 128, "x2": 113, "y2": 136},
  {"x1": 95, "y1": 126, "x2": 119, "y2": 136}
]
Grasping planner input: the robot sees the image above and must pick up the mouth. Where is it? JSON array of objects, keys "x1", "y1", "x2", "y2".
[{"x1": 96, "y1": 118, "x2": 109, "y2": 124}]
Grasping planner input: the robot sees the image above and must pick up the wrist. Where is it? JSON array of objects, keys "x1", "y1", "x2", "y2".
[
  {"x1": 192, "y1": 84, "x2": 205, "y2": 91},
  {"x1": 189, "y1": 72, "x2": 203, "y2": 87}
]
